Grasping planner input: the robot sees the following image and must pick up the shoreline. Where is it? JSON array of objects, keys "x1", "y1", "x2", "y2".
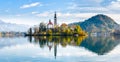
[{"x1": 24, "y1": 33, "x2": 87, "y2": 36}]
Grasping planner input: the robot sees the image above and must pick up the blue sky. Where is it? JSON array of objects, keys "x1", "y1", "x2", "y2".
[{"x1": 0, "y1": 0, "x2": 120, "y2": 25}]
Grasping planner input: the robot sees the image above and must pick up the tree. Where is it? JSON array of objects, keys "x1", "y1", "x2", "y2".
[
  {"x1": 60, "y1": 23, "x2": 68, "y2": 35},
  {"x1": 39, "y1": 22, "x2": 46, "y2": 32},
  {"x1": 34, "y1": 26, "x2": 39, "y2": 34},
  {"x1": 28, "y1": 27, "x2": 32, "y2": 34},
  {"x1": 46, "y1": 29, "x2": 52, "y2": 35},
  {"x1": 74, "y1": 25, "x2": 87, "y2": 36}
]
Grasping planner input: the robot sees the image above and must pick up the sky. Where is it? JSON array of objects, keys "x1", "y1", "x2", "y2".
[{"x1": 0, "y1": 0, "x2": 120, "y2": 26}]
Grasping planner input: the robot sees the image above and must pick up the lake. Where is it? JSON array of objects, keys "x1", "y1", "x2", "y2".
[{"x1": 0, "y1": 35, "x2": 120, "y2": 62}]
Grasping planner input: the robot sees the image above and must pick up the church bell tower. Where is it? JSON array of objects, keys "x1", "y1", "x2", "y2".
[{"x1": 54, "y1": 12, "x2": 57, "y2": 26}]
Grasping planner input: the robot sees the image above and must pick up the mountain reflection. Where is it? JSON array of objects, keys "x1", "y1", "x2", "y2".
[
  {"x1": 28, "y1": 35, "x2": 120, "y2": 58},
  {"x1": 80, "y1": 35, "x2": 120, "y2": 55}
]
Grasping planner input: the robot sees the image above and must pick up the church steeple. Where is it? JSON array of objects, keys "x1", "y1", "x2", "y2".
[{"x1": 54, "y1": 12, "x2": 57, "y2": 26}]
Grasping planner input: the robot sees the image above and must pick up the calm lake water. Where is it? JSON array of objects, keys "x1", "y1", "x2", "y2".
[{"x1": 0, "y1": 35, "x2": 120, "y2": 62}]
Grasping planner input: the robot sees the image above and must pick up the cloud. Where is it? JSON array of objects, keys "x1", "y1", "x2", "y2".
[
  {"x1": 68, "y1": 6, "x2": 109, "y2": 13},
  {"x1": 1, "y1": 12, "x2": 120, "y2": 26},
  {"x1": 36, "y1": 12, "x2": 53, "y2": 17},
  {"x1": 33, "y1": 11, "x2": 98, "y2": 25},
  {"x1": 35, "y1": 11, "x2": 96, "y2": 18},
  {"x1": 67, "y1": 0, "x2": 108, "y2": 13},
  {"x1": 67, "y1": 2, "x2": 78, "y2": 9},
  {"x1": 106, "y1": 0, "x2": 120, "y2": 11},
  {"x1": 67, "y1": 0, "x2": 120, "y2": 14},
  {"x1": 73, "y1": 0, "x2": 104, "y2": 7},
  {"x1": 31, "y1": 11, "x2": 39, "y2": 14},
  {"x1": 34, "y1": 11, "x2": 120, "y2": 24},
  {"x1": 16, "y1": 14, "x2": 22, "y2": 16},
  {"x1": 20, "y1": 2, "x2": 42, "y2": 9}
]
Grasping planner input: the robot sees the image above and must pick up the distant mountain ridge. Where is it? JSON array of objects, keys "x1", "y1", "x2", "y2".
[
  {"x1": 73, "y1": 14, "x2": 119, "y2": 33},
  {"x1": 0, "y1": 20, "x2": 29, "y2": 32}
]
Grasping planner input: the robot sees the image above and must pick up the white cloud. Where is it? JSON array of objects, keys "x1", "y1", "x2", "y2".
[
  {"x1": 67, "y1": 0, "x2": 120, "y2": 13},
  {"x1": 67, "y1": 2, "x2": 78, "y2": 9},
  {"x1": 73, "y1": 0, "x2": 104, "y2": 7},
  {"x1": 67, "y1": 0, "x2": 109, "y2": 13},
  {"x1": 31, "y1": 11, "x2": 39, "y2": 14},
  {"x1": 33, "y1": 11, "x2": 98, "y2": 25},
  {"x1": 1, "y1": 11, "x2": 120, "y2": 26},
  {"x1": 20, "y1": 2, "x2": 42, "y2": 9},
  {"x1": 36, "y1": 12, "x2": 53, "y2": 17},
  {"x1": 69, "y1": 7, "x2": 109, "y2": 13},
  {"x1": 35, "y1": 11, "x2": 96, "y2": 19},
  {"x1": 107, "y1": 0, "x2": 120, "y2": 11},
  {"x1": 35, "y1": 11, "x2": 120, "y2": 24},
  {"x1": 16, "y1": 14, "x2": 22, "y2": 16},
  {"x1": 90, "y1": 0, "x2": 103, "y2": 3},
  {"x1": 0, "y1": 17, "x2": 40, "y2": 26}
]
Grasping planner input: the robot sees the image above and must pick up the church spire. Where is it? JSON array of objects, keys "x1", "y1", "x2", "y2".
[{"x1": 54, "y1": 11, "x2": 57, "y2": 26}]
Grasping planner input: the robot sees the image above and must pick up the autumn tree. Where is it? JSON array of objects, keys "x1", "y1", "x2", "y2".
[
  {"x1": 46, "y1": 29, "x2": 52, "y2": 35},
  {"x1": 74, "y1": 25, "x2": 87, "y2": 36}
]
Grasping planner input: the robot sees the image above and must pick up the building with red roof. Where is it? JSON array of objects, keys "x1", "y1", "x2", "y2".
[{"x1": 47, "y1": 19, "x2": 53, "y2": 29}]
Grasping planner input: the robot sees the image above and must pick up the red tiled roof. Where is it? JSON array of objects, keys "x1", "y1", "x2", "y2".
[{"x1": 48, "y1": 20, "x2": 53, "y2": 25}]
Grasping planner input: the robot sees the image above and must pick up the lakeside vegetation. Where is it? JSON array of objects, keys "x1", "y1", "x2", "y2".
[
  {"x1": 27, "y1": 23, "x2": 87, "y2": 36},
  {"x1": 0, "y1": 32, "x2": 25, "y2": 37}
]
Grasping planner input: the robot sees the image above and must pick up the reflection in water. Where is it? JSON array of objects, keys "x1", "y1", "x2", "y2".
[
  {"x1": 0, "y1": 37, "x2": 28, "y2": 49},
  {"x1": 27, "y1": 35, "x2": 120, "y2": 59},
  {"x1": 0, "y1": 35, "x2": 120, "y2": 61},
  {"x1": 80, "y1": 35, "x2": 120, "y2": 55},
  {"x1": 28, "y1": 36, "x2": 86, "y2": 59}
]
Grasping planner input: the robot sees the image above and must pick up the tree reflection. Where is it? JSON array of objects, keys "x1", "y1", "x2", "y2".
[
  {"x1": 27, "y1": 35, "x2": 120, "y2": 59},
  {"x1": 28, "y1": 36, "x2": 87, "y2": 59},
  {"x1": 29, "y1": 36, "x2": 87, "y2": 47}
]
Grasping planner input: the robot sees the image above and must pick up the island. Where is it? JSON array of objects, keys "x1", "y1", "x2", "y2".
[{"x1": 25, "y1": 12, "x2": 87, "y2": 36}]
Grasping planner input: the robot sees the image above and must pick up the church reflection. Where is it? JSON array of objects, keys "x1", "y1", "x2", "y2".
[
  {"x1": 27, "y1": 35, "x2": 120, "y2": 58},
  {"x1": 28, "y1": 36, "x2": 86, "y2": 59}
]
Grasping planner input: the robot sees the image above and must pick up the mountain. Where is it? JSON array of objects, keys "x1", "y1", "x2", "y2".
[
  {"x1": 74, "y1": 14, "x2": 119, "y2": 33},
  {"x1": 0, "y1": 20, "x2": 29, "y2": 32}
]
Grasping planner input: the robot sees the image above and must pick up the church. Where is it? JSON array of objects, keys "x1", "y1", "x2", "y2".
[{"x1": 47, "y1": 12, "x2": 57, "y2": 29}]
